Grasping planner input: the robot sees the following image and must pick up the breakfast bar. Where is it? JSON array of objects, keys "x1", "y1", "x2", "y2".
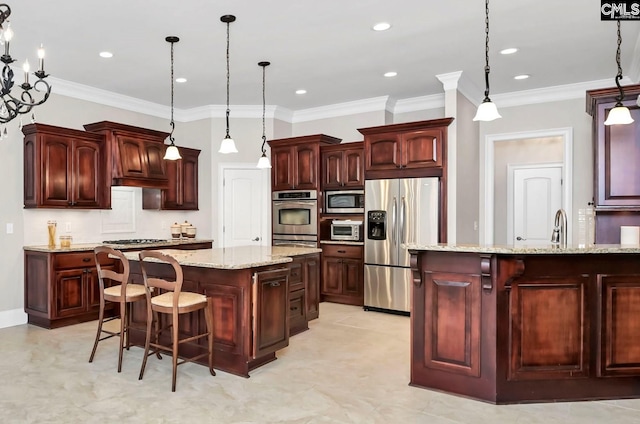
[{"x1": 408, "y1": 243, "x2": 640, "y2": 404}]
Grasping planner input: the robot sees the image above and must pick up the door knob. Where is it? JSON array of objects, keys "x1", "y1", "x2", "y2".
[
  {"x1": 252, "y1": 237, "x2": 260, "y2": 241},
  {"x1": 516, "y1": 236, "x2": 526, "y2": 241}
]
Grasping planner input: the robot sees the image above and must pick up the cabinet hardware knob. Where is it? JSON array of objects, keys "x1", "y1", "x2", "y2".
[
  {"x1": 252, "y1": 237, "x2": 260, "y2": 241},
  {"x1": 82, "y1": 258, "x2": 91, "y2": 262},
  {"x1": 337, "y1": 250, "x2": 346, "y2": 253},
  {"x1": 270, "y1": 282, "x2": 281, "y2": 287},
  {"x1": 516, "y1": 236, "x2": 526, "y2": 241}
]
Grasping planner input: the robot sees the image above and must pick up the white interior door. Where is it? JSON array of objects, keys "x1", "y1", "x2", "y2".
[
  {"x1": 509, "y1": 165, "x2": 562, "y2": 246},
  {"x1": 222, "y1": 167, "x2": 269, "y2": 247}
]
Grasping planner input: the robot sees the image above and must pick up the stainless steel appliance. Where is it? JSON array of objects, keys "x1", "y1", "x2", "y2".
[
  {"x1": 330, "y1": 220, "x2": 362, "y2": 241},
  {"x1": 325, "y1": 190, "x2": 365, "y2": 214},
  {"x1": 364, "y1": 178, "x2": 439, "y2": 314},
  {"x1": 272, "y1": 189, "x2": 318, "y2": 246}
]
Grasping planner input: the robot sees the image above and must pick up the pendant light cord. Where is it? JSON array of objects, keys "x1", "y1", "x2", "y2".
[
  {"x1": 261, "y1": 63, "x2": 267, "y2": 153},
  {"x1": 169, "y1": 39, "x2": 175, "y2": 143},
  {"x1": 614, "y1": 19, "x2": 624, "y2": 105},
  {"x1": 482, "y1": 0, "x2": 491, "y2": 101},
  {"x1": 225, "y1": 20, "x2": 231, "y2": 139}
]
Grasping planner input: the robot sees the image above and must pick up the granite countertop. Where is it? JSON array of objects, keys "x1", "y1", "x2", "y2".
[
  {"x1": 23, "y1": 238, "x2": 214, "y2": 253},
  {"x1": 121, "y1": 245, "x2": 322, "y2": 270},
  {"x1": 405, "y1": 243, "x2": 640, "y2": 254}
]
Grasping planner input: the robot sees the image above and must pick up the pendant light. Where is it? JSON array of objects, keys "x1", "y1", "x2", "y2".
[
  {"x1": 163, "y1": 36, "x2": 181, "y2": 160},
  {"x1": 604, "y1": 20, "x2": 634, "y2": 126},
  {"x1": 473, "y1": 0, "x2": 502, "y2": 122},
  {"x1": 256, "y1": 61, "x2": 272, "y2": 169},
  {"x1": 218, "y1": 15, "x2": 238, "y2": 154}
]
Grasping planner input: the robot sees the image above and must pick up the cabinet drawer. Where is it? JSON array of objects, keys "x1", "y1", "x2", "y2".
[
  {"x1": 322, "y1": 244, "x2": 363, "y2": 259},
  {"x1": 54, "y1": 252, "x2": 115, "y2": 269},
  {"x1": 289, "y1": 261, "x2": 304, "y2": 292}
]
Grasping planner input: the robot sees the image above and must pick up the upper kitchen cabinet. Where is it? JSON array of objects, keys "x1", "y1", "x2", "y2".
[
  {"x1": 143, "y1": 146, "x2": 200, "y2": 210},
  {"x1": 23, "y1": 123, "x2": 108, "y2": 209},
  {"x1": 321, "y1": 142, "x2": 364, "y2": 190},
  {"x1": 268, "y1": 134, "x2": 342, "y2": 191},
  {"x1": 358, "y1": 118, "x2": 454, "y2": 179},
  {"x1": 83, "y1": 121, "x2": 170, "y2": 189},
  {"x1": 586, "y1": 84, "x2": 640, "y2": 243}
]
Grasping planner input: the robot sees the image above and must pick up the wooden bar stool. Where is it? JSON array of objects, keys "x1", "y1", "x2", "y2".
[
  {"x1": 138, "y1": 250, "x2": 215, "y2": 392},
  {"x1": 89, "y1": 246, "x2": 147, "y2": 372}
]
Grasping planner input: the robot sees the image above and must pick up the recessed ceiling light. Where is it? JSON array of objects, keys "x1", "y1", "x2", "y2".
[
  {"x1": 514, "y1": 74, "x2": 530, "y2": 80},
  {"x1": 296, "y1": 89, "x2": 307, "y2": 95},
  {"x1": 373, "y1": 22, "x2": 391, "y2": 31},
  {"x1": 384, "y1": 71, "x2": 397, "y2": 78},
  {"x1": 500, "y1": 48, "x2": 518, "y2": 55},
  {"x1": 99, "y1": 51, "x2": 113, "y2": 58},
  {"x1": 176, "y1": 77, "x2": 187, "y2": 83}
]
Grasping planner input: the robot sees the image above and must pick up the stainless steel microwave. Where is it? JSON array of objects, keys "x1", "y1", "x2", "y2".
[{"x1": 325, "y1": 190, "x2": 364, "y2": 214}]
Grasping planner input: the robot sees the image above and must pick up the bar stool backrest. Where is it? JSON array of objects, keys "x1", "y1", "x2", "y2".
[
  {"x1": 94, "y1": 245, "x2": 130, "y2": 297},
  {"x1": 138, "y1": 250, "x2": 184, "y2": 307}
]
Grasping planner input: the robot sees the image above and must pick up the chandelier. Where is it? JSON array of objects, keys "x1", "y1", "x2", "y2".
[
  {"x1": 473, "y1": 0, "x2": 501, "y2": 122},
  {"x1": 0, "y1": 3, "x2": 51, "y2": 133}
]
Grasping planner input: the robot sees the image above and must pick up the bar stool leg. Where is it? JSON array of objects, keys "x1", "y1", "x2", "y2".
[
  {"x1": 117, "y1": 300, "x2": 126, "y2": 372},
  {"x1": 171, "y1": 311, "x2": 179, "y2": 392},
  {"x1": 205, "y1": 297, "x2": 216, "y2": 376},
  {"x1": 138, "y1": 300, "x2": 154, "y2": 381},
  {"x1": 88, "y1": 297, "x2": 106, "y2": 363}
]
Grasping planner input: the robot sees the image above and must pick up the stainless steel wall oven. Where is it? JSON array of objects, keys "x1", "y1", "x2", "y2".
[{"x1": 272, "y1": 189, "x2": 318, "y2": 246}]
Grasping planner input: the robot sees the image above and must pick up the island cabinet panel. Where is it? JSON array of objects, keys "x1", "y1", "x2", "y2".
[
  {"x1": 508, "y1": 277, "x2": 589, "y2": 381},
  {"x1": 305, "y1": 255, "x2": 321, "y2": 320},
  {"x1": 287, "y1": 253, "x2": 321, "y2": 335},
  {"x1": 252, "y1": 268, "x2": 290, "y2": 358},
  {"x1": 423, "y1": 272, "x2": 481, "y2": 377},
  {"x1": 410, "y1": 249, "x2": 640, "y2": 404},
  {"x1": 598, "y1": 274, "x2": 640, "y2": 377}
]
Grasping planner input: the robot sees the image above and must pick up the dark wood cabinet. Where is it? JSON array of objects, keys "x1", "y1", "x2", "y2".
[
  {"x1": 358, "y1": 118, "x2": 453, "y2": 179},
  {"x1": 321, "y1": 244, "x2": 363, "y2": 306},
  {"x1": 268, "y1": 134, "x2": 342, "y2": 191},
  {"x1": 83, "y1": 121, "x2": 170, "y2": 190},
  {"x1": 321, "y1": 142, "x2": 364, "y2": 189},
  {"x1": 23, "y1": 123, "x2": 108, "y2": 209},
  {"x1": 305, "y1": 255, "x2": 320, "y2": 320},
  {"x1": 288, "y1": 253, "x2": 321, "y2": 335},
  {"x1": 143, "y1": 146, "x2": 200, "y2": 210},
  {"x1": 252, "y1": 268, "x2": 290, "y2": 359},
  {"x1": 586, "y1": 85, "x2": 640, "y2": 243}
]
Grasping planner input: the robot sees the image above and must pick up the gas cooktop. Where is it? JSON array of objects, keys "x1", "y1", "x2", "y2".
[{"x1": 102, "y1": 239, "x2": 168, "y2": 245}]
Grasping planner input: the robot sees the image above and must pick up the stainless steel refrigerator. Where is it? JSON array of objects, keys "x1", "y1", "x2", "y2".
[{"x1": 364, "y1": 177, "x2": 439, "y2": 314}]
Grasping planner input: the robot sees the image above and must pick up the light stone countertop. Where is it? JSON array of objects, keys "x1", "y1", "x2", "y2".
[
  {"x1": 122, "y1": 245, "x2": 322, "y2": 270},
  {"x1": 23, "y1": 238, "x2": 214, "y2": 253},
  {"x1": 405, "y1": 243, "x2": 640, "y2": 255}
]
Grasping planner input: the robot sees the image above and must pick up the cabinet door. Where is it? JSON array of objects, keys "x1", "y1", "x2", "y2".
[
  {"x1": 366, "y1": 133, "x2": 401, "y2": 171},
  {"x1": 162, "y1": 159, "x2": 179, "y2": 208},
  {"x1": 401, "y1": 129, "x2": 442, "y2": 169},
  {"x1": 118, "y1": 137, "x2": 148, "y2": 178},
  {"x1": 252, "y1": 268, "x2": 290, "y2": 359},
  {"x1": 321, "y1": 256, "x2": 343, "y2": 295},
  {"x1": 289, "y1": 289, "x2": 307, "y2": 335},
  {"x1": 305, "y1": 256, "x2": 320, "y2": 320},
  {"x1": 145, "y1": 142, "x2": 167, "y2": 180},
  {"x1": 180, "y1": 151, "x2": 199, "y2": 210},
  {"x1": 271, "y1": 147, "x2": 295, "y2": 191},
  {"x1": 54, "y1": 269, "x2": 87, "y2": 318},
  {"x1": 342, "y1": 258, "x2": 363, "y2": 297},
  {"x1": 294, "y1": 145, "x2": 318, "y2": 189},
  {"x1": 322, "y1": 150, "x2": 344, "y2": 189},
  {"x1": 41, "y1": 135, "x2": 72, "y2": 207},
  {"x1": 342, "y1": 148, "x2": 364, "y2": 188},
  {"x1": 72, "y1": 139, "x2": 102, "y2": 207}
]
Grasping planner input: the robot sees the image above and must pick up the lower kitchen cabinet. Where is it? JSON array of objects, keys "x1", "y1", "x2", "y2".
[
  {"x1": 288, "y1": 253, "x2": 321, "y2": 336},
  {"x1": 321, "y1": 244, "x2": 364, "y2": 306},
  {"x1": 25, "y1": 250, "x2": 116, "y2": 328}
]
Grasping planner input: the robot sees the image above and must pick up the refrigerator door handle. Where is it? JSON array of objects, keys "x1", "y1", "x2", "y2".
[
  {"x1": 401, "y1": 196, "x2": 407, "y2": 244},
  {"x1": 392, "y1": 196, "x2": 397, "y2": 246}
]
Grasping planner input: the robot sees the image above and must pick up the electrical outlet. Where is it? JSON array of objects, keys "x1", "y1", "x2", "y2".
[
  {"x1": 65, "y1": 222, "x2": 71, "y2": 232},
  {"x1": 6, "y1": 223, "x2": 13, "y2": 234},
  {"x1": 473, "y1": 221, "x2": 478, "y2": 231}
]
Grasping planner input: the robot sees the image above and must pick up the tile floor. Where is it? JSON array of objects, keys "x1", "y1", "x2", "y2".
[{"x1": 2, "y1": 302, "x2": 640, "y2": 423}]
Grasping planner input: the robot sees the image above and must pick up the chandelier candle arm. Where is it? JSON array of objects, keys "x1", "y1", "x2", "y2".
[{"x1": 163, "y1": 35, "x2": 181, "y2": 160}]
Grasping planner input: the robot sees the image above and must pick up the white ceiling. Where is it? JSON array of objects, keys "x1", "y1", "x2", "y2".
[{"x1": 7, "y1": 0, "x2": 640, "y2": 113}]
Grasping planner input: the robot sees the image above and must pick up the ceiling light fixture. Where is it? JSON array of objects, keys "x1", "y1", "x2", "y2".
[
  {"x1": 0, "y1": 3, "x2": 50, "y2": 135},
  {"x1": 604, "y1": 20, "x2": 633, "y2": 126},
  {"x1": 473, "y1": 0, "x2": 501, "y2": 122},
  {"x1": 256, "y1": 61, "x2": 272, "y2": 169},
  {"x1": 218, "y1": 14, "x2": 238, "y2": 154},
  {"x1": 514, "y1": 74, "x2": 529, "y2": 80},
  {"x1": 373, "y1": 22, "x2": 391, "y2": 31},
  {"x1": 384, "y1": 71, "x2": 397, "y2": 78},
  {"x1": 500, "y1": 47, "x2": 518, "y2": 55},
  {"x1": 175, "y1": 77, "x2": 187, "y2": 83},
  {"x1": 163, "y1": 36, "x2": 181, "y2": 161},
  {"x1": 99, "y1": 51, "x2": 113, "y2": 58},
  {"x1": 296, "y1": 89, "x2": 307, "y2": 95}
]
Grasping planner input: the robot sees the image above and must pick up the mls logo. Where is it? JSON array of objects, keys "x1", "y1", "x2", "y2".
[{"x1": 601, "y1": 1, "x2": 640, "y2": 19}]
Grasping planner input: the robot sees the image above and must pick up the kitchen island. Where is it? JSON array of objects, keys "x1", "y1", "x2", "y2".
[
  {"x1": 407, "y1": 243, "x2": 640, "y2": 404},
  {"x1": 121, "y1": 245, "x2": 321, "y2": 377}
]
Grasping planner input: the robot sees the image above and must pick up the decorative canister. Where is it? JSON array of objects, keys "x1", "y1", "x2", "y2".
[
  {"x1": 180, "y1": 220, "x2": 191, "y2": 238},
  {"x1": 59, "y1": 235, "x2": 73, "y2": 249},
  {"x1": 47, "y1": 220, "x2": 57, "y2": 248},
  {"x1": 185, "y1": 226, "x2": 197, "y2": 238},
  {"x1": 171, "y1": 222, "x2": 181, "y2": 239}
]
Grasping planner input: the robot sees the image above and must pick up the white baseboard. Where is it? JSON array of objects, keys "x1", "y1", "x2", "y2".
[{"x1": 0, "y1": 308, "x2": 28, "y2": 329}]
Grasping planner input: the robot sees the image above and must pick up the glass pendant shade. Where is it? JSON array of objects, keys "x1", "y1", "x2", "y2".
[
  {"x1": 604, "y1": 105, "x2": 634, "y2": 125},
  {"x1": 219, "y1": 136, "x2": 238, "y2": 154},
  {"x1": 163, "y1": 144, "x2": 181, "y2": 160},
  {"x1": 473, "y1": 100, "x2": 502, "y2": 121},
  {"x1": 256, "y1": 152, "x2": 272, "y2": 169}
]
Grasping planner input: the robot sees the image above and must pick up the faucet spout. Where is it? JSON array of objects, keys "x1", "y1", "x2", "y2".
[{"x1": 551, "y1": 208, "x2": 568, "y2": 247}]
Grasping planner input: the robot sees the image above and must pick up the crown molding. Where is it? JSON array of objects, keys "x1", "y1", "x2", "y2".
[
  {"x1": 291, "y1": 96, "x2": 391, "y2": 123},
  {"x1": 436, "y1": 71, "x2": 463, "y2": 91},
  {"x1": 392, "y1": 94, "x2": 444, "y2": 114}
]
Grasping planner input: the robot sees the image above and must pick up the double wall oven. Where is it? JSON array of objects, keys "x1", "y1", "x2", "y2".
[{"x1": 272, "y1": 190, "x2": 318, "y2": 247}]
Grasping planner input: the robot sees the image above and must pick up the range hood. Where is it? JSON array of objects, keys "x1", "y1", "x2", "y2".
[{"x1": 84, "y1": 121, "x2": 170, "y2": 189}]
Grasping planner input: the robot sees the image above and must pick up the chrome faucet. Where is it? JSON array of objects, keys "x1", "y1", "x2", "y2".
[{"x1": 551, "y1": 208, "x2": 567, "y2": 247}]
